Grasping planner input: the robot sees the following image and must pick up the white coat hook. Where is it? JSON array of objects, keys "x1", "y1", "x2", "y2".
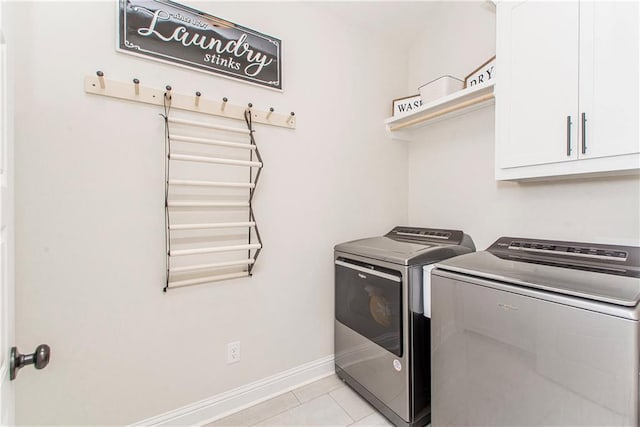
[
  {"x1": 96, "y1": 71, "x2": 105, "y2": 89},
  {"x1": 84, "y1": 73, "x2": 297, "y2": 129}
]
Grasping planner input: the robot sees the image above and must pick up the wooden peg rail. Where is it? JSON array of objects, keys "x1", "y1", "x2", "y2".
[{"x1": 84, "y1": 73, "x2": 296, "y2": 129}]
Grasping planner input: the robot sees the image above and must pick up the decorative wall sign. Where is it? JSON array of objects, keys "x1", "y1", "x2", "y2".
[
  {"x1": 118, "y1": 0, "x2": 282, "y2": 90},
  {"x1": 392, "y1": 94, "x2": 423, "y2": 117},
  {"x1": 464, "y1": 55, "x2": 496, "y2": 88}
]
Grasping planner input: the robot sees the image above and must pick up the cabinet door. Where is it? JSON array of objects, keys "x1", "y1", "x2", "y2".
[
  {"x1": 579, "y1": 1, "x2": 639, "y2": 159},
  {"x1": 496, "y1": 1, "x2": 580, "y2": 169}
]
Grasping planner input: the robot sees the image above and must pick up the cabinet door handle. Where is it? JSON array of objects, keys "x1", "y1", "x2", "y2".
[
  {"x1": 581, "y1": 112, "x2": 587, "y2": 154},
  {"x1": 566, "y1": 115, "x2": 572, "y2": 156}
]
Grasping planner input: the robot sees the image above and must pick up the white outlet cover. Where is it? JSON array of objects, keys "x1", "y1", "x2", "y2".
[{"x1": 227, "y1": 341, "x2": 241, "y2": 364}]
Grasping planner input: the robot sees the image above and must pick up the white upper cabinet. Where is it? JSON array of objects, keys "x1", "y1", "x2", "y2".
[
  {"x1": 496, "y1": 1, "x2": 639, "y2": 180},
  {"x1": 579, "y1": 2, "x2": 639, "y2": 160},
  {"x1": 497, "y1": 1, "x2": 579, "y2": 169}
]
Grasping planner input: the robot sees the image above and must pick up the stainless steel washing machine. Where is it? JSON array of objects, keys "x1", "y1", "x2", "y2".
[
  {"x1": 334, "y1": 226, "x2": 475, "y2": 427},
  {"x1": 431, "y1": 236, "x2": 640, "y2": 426}
]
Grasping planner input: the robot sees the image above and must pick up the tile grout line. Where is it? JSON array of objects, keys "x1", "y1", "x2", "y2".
[
  {"x1": 291, "y1": 389, "x2": 302, "y2": 405},
  {"x1": 326, "y1": 392, "x2": 356, "y2": 426},
  {"x1": 246, "y1": 392, "x2": 302, "y2": 427},
  {"x1": 215, "y1": 373, "x2": 341, "y2": 426},
  {"x1": 250, "y1": 392, "x2": 356, "y2": 427},
  {"x1": 223, "y1": 376, "x2": 352, "y2": 426}
]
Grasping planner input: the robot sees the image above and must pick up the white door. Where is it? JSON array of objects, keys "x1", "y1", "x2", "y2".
[
  {"x1": 496, "y1": 1, "x2": 580, "y2": 169},
  {"x1": 0, "y1": 5, "x2": 50, "y2": 422},
  {"x1": 579, "y1": 1, "x2": 640, "y2": 160},
  {"x1": 0, "y1": 9, "x2": 15, "y2": 423}
]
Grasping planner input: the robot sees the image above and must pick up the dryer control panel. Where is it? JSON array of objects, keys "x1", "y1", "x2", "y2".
[{"x1": 387, "y1": 226, "x2": 464, "y2": 245}]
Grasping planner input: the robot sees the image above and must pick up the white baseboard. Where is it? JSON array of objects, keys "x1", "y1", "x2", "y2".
[{"x1": 132, "y1": 355, "x2": 335, "y2": 427}]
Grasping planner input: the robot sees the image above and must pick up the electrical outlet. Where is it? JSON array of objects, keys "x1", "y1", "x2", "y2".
[{"x1": 227, "y1": 341, "x2": 240, "y2": 364}]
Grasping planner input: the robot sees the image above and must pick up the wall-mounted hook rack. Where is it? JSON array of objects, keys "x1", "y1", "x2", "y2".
[{"x1": 84, "y1": 73, "x2": 296, "y2": 129}]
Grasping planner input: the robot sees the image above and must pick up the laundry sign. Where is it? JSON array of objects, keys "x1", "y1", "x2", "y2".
[
  {"x1": 464, "y1": 55, "x2": 495, "y2": 88},
  {"x1": 118, "y1": 0, "x2": 282, "y2": 90},
  {"x1": 392, "y1": 94, "x2": 423, "y2": 117}
]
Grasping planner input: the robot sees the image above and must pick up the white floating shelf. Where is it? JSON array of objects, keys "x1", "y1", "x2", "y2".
[{"x1": 384, "y1": 81, "x2": 495, "y2": 141}]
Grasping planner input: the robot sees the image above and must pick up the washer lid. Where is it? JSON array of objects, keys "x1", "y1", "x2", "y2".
[{"x1": 435, "y1": 250, "x2": 640, "y2": 307}]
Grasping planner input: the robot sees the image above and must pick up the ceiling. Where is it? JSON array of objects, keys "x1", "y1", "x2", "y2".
[
  {"x1": 310, "y1": 1, "x2": 443, "y2": 44},
  {"x1": 312, "y1": 1, "x2": 496, "y2": 46}
]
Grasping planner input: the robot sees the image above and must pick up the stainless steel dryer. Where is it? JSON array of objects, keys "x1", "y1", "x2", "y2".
[
  {"x1": 431, "y1": 236, "x2": 640, "y2": 426},
  {"x1": 334, "y1": 226, "x2": 475, "y2": 427}
]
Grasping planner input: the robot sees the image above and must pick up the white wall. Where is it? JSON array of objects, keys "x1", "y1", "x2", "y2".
[
  {"x1": 8, "y1": 1, "x2": 408, "y2": 424},
  {"x1": 407, "y1": 2, "x2": 640, "y2": 249},
  {"x1": 11, "y1": 1, "x2": 640, "y2": 425},
  {"x1": 408, "y1": 2, "x2": 496, "y2": 94}
]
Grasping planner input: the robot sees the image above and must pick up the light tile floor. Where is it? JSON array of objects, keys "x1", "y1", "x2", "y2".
[{"x1": 206, "y1": 374, "x2": 394, "y2": 426}]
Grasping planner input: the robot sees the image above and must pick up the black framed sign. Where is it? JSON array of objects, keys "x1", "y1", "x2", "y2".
[{"x1": 118, "y1": 0, "x2": 282, "y2": 90}]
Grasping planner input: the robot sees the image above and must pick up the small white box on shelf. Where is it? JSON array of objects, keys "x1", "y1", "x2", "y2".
[{"x1": 418, "y1": 75, "x2": 464, "y2": 104}]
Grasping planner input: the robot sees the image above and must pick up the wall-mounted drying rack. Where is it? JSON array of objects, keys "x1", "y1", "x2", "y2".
[
  {"x1": 162, "y1": 102, "x2": 263, "y2": 291},
  {"x1": 84, "y1": 71, "x2": 296, "y2": 129},
  {"x1": 82, "y1": 71, "x2": 289, "y2": 290}
]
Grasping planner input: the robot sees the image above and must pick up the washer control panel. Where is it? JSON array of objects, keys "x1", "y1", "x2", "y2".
[{"x1": 488, "y1": 237, "x2": 640, "y2": 277}]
